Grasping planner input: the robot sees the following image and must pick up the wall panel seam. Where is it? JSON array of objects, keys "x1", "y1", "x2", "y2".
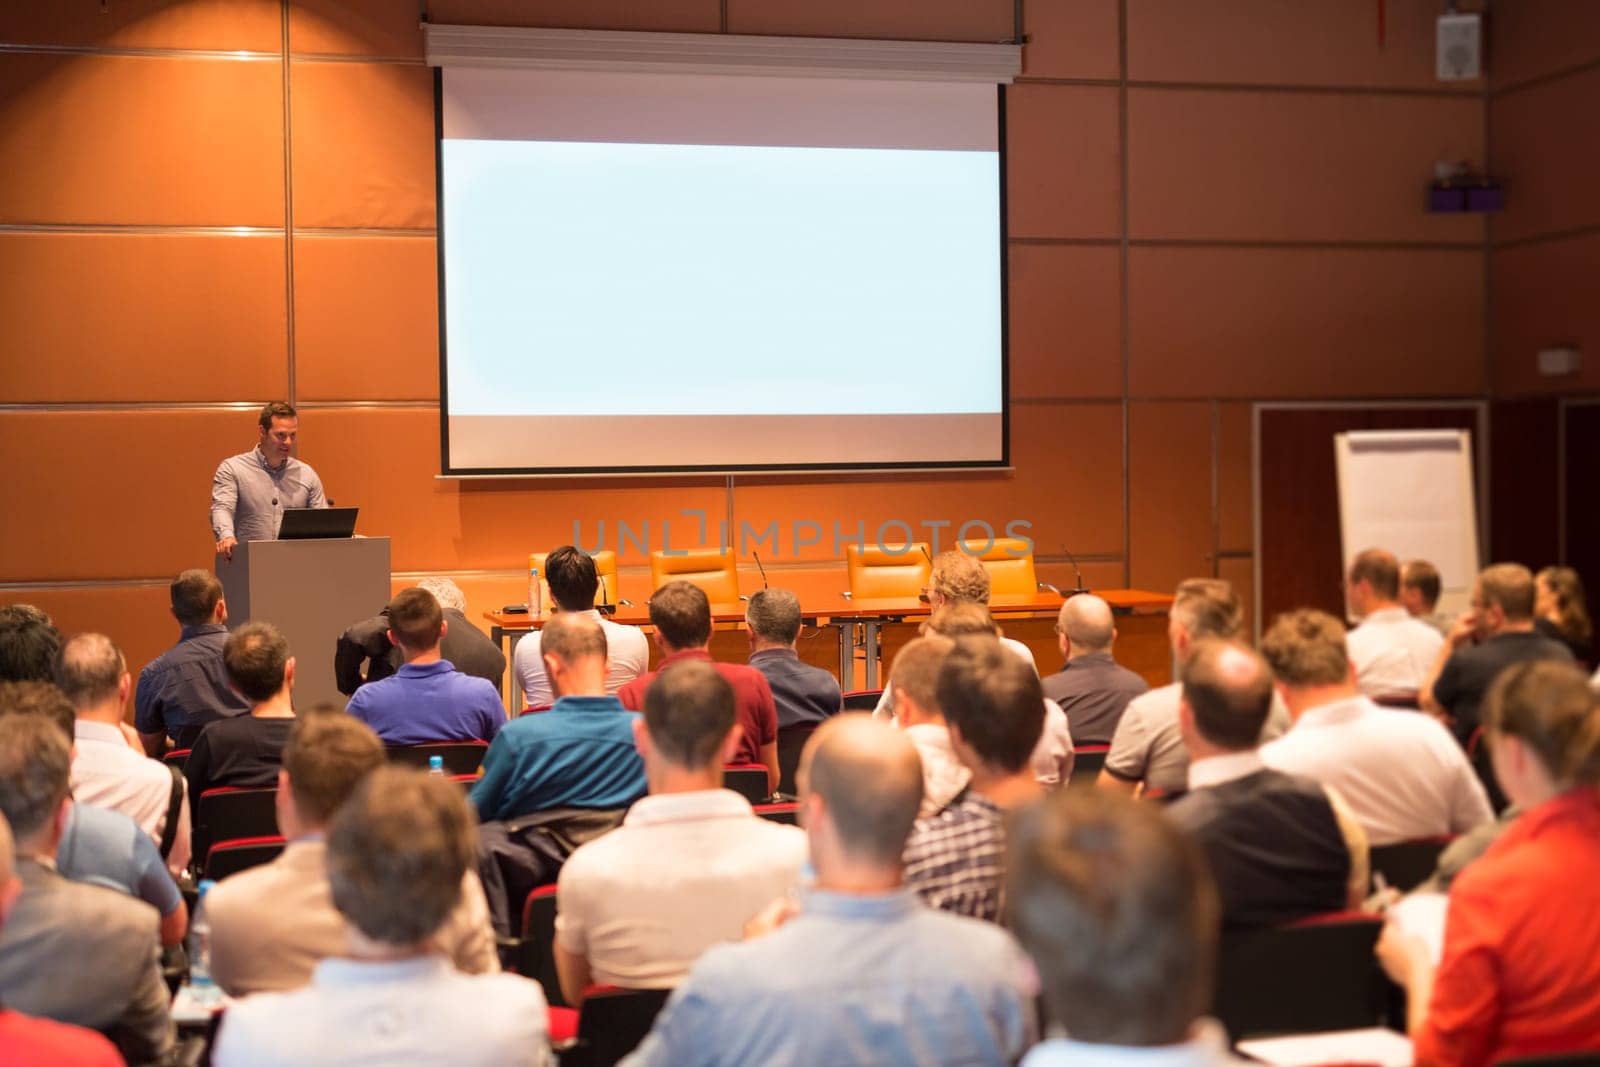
[
  {"x1": 1491, "y1": 223, "x2": 1600, "y2": 251},
  {"x1": 280, "y1": 1, "x2": 296, "y2": 406},
  {"x1": 0, "y1": 224, "x2": 284, "y2": 236},
  {"x1": 1118, "y1": 0, "x2": 1131, "y2": 589},
  {"x1": 0, "y1": 42, "x2": 278, "y2": 60},
  {"x1": 1490, "y1": 56, "x2": 1600, "y2": 99}
]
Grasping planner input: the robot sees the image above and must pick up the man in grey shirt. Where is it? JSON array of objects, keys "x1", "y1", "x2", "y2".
[
  {"x1": 211, "y1": 400, "x2": 326, "y2": 560},
  {"x1": 1041, "y1": 594, "x2": 1149, "y2": 745}
]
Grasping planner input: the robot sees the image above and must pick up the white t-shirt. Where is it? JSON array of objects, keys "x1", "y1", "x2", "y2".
[
  {"x1": 905, "y1": 723, "x2": 972, "y2": 817},
  {"x1": 1347, "y1": 607, "x2": 1445, "y2": 700},
  {"x1": 72, "y1": 719, "x2": 191, "y2": 876},
  {"x1": 512, "y1": 609, "x2": 650, "y2": 709}
]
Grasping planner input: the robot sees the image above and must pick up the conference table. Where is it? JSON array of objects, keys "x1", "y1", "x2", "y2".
[{"x1": 485, "y1": 589, "x2": 1174, "y2": 712}]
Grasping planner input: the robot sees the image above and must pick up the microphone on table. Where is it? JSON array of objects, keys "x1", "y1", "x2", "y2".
[
  {"x1": 752, "y1": 552, "x2": 770, "y2": 591},
  {"x1": 918, "y1": 545, "x2": 935, "y2": 601},
  {"x1": 1059, "y1": 543, "x2": 1089, "y2": 597},
  {"x1": 597, "y1": 574, "x2": 616, "y2": 616}
]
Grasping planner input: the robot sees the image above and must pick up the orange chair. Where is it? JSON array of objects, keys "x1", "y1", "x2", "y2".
[
  {"x1": 844, "y1": 542, "x2": 931, "y2": 600},
  {"x1": 960, "y1": 537, "x2": 1039, "y2": 597},
  {"x1": 532, "y1": 549, "x2": 619, "y2": 607},
  {"x1": 649, "y1": 548, "x2": 740, "y2": 604}
]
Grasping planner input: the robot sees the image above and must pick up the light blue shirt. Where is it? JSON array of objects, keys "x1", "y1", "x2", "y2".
[
  {"x1": 1021, "y1": 1024, "x2": 1244, "y2": 1067},
  {"x1": 56, "y1": 802, "x2": 182, "y2": 917},
  {"x1": 470, "y1": 695, "x2": 645, "y2": 821},
  {"x1": 622, "y1": 887, "x2": 1035, "y2": 1067},
  {"x1": 346, "y1": 659, "x2": 506, "y2": 746}
]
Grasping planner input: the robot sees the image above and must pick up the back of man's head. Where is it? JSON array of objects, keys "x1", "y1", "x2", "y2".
[
  {"x1": 643, "y1": 660, "x2": 736, "y2": 771},
  {"x1": 1007, "y1": 789, "x2": 1218, "y2": 1046},
  {"x1": 1478, "y1": 562, "x2": 1537, "y2": 623},
  {"x1": 545, "y1": 547, "x2": 600, "y2": 613},
  {"x1": 1171, "y1": 579, "x2": 1242, "y2": 643},
  {"x1": 0, "y1": 681, "x2": 76, "y2": 743},
  {"x1": 925, "y1": 602, "x2": 1001, "y2": 639},
  {"x1": 890, "y1": 635, "x2": 955, "y2": 719},
  {"x1": 224, "y1": 622, "x2": 290, "y2": 703},
  {"x1": 415, "y1": 577, "x2": 467, "y2": 616},
  {"x1": 800, "y1": 714, "x2": 923, "y2": 867},
  {"x1": 284, "y1": 710, "x2": 386, "y2": 828},
  {"x1": 930, "y1": 551, "x2": 991, "y2": 605},
  {"x1": 387, "y1": 587, "x2": 444, "y2": 653},
  {"x1": 541, "y1": 612, "x2": 607, "y2": 667},
  {"x1": 1059, "y1": 594, "x2": 1115, "y2": 654},
  {"x1": 171, "y1": 569, "x2": 224, "y2": 628},
  {"x1": 746, "y1": 589, "x2": 802, "y2": 647},
  {"x1": 0, "y1": 711, "x2": 70, "y2": 852},
  {"x1": 52, "y1": 632, "x2": 124, "y2": 710},
  {"x1": 1401, "y1": 559, "x2": 1441, "y2": 611},
  {"x1": 1260, "y1": 609, "x2": 1350, "y2": 688},
  {"x1": 1181, "y1": 640, "x2": 1275, "y2": 751},
  {"x1": 1348, "y1": 548, "x2": 1400, "y2": 602},
  {"x1": 938, "y1": 636, "x2": 1044, "y2": 775},
  {"x1": 649, "y1": 581, "x2": 712, "y2": 650},
  {"x1": 327, "y1": 766, "x2": 475, "y2": 948},
  {"x1": 0, "y1": 607, "x2": 59, "y2": 684}
]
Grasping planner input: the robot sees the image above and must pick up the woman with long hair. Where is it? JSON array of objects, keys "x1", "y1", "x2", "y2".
[{"x1": 1535, "y1": 566, "x2": 1593, "y2": 667}]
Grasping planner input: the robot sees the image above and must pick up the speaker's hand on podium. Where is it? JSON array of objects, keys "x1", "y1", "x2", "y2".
[{"x1": 216, "y1": 536, "x2": 238, "y2": 561}]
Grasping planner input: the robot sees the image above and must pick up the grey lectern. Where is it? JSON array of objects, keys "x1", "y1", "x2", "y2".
[{"x1": 216, "y1": 537, "x2": 390, "y2": 711}]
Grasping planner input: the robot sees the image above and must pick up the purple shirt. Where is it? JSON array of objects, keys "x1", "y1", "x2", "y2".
[{"x1": 345, "y1": 660, "x2": 506, "y2": 746}]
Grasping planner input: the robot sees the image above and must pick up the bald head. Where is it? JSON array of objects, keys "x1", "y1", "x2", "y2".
[
  {"x1": 52, "y1": 632, "x2": 125, "y2": 710},
  {"x1": 541, "y1": 612, "x2": 607, "y2": 665},
  {"x1": 800, "y1": 714, "x2": 924, "y2": 867},
  {"x1": 1059, "y1": 594, "x2": 1114, "y2": 655},
  {"x1": 1180, "y1": 640, "x2": 1274, "y2": 751}
]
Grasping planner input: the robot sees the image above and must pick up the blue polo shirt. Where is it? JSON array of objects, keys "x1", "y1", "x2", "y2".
[
  {"x1": 470, "y1": 695, "x2": 645, "y2": 821},
  {"x1": 346, "y1": 659, "x2": 506, "y2": 746}
]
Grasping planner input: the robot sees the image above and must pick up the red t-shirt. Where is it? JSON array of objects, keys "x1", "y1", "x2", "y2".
[
  {"x1": 1418, "y1": 787, "x2": 1600, "y2": 1065},
  {"x1": 617, "y1": 649, "x2": 778, "y2": 767},
  {"x1": 0, "y1": 1009, "x2": 124, "y2": 1067}
]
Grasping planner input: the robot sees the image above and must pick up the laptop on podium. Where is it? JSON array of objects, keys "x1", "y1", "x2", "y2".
[{"x1": 278, "y1": 506, "x2": 359, "y2": 540}]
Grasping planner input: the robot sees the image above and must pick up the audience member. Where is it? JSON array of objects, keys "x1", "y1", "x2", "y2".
[
  {"x1": 619, "y1": 581, "x2": 779, "y2": 792},
  {"x1": 134, "y1": 568, "x2": 250, "y2": 755},
  {"x1": 0, "y1": 713, "x2": 174, "y2": 1065},
  {"x1": 555, "y1": 660, "x2": 807, "y2": 1002},
  {"x1": 1261, "y1": 610, "x2": 1492, "y2": 845},
  {"x1": 185, "y1": 621, "x2": 297, "y2": 803},
  {"x1": 1, "y1": 681, "x2": 186, "y2": 948},
  {"x1": 1535, "y1": 565, "x2": 1594, "y2": 666},
  {"x1": 0, "y1": 604, "x2": 59, "y2": 683},
  {"x1": 473, "y1": 613, "x2": 646, "y2": 821},
  {"x1": 213, "y1": 767, "x2": 548, "y2": 1066},
  {"x1": 1008, "y1": 789, "x2": 1236, "y2": 1066},
  {"x1": 1101, "y1": 578, "x2": 1287, "y2": 797},
  {"x1": 889, "y1": 635, "x2": 969, "y2": 816},
  {"x1": 1422, "y1": 563, "x2": 1574, "y2": 746},
  {"x1": 336, "y1": 576, "x2": 506, "y2": 696},
  {"x1": 56, "y1": 633, "x2": 191, "y2": 876},
  {"x1": 1041, "y1": 593, "x2": 1148, "y2": 745},
  {"x1": 623, "y1": 715, "x2": 1034, "y2": 1066},
  {"x1": 1166, "y1": 641, "x2": 1368, "y2": 929},
  {"x1": 512, "y1": 546, "x2": 649, "y2": 708},
  {"x1": 1378, "y1": 661, "x2": 1600, "y2": 1063},
  {"x1": 903, "y1": 636, "x2": 1044, "y2": 922},
  {"x1": 1344, "y1": 548, "x2": 1445, "y2": 703},
  {"x1": 0, "y1": 811, "x2": 124, "y2": 1066},
  {"x1": 745, "y1": 588, "x2": 842, "y2": 730},
  {"x1": 345, "y1": 587, "x2": 506, "y2": 745},
  {"x1": 1400, "y1": 558, "x2": 1451, "y2": 635}
]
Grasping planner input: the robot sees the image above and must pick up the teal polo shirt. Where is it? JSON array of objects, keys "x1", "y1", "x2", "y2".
[{"x1": 470, "y1": 695, "x2": 646, "y2": 821}]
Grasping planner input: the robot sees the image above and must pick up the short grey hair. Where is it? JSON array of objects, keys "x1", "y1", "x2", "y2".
[
  {"x1": 746, "y1": 588, "x2": 802, "y2": 645},
  {"x1": 1060, "y1": 595, "x2": 1114, "y2": 652},
  {"x1": 415, "y1": 577, "x2": 466, "y2": 615}
]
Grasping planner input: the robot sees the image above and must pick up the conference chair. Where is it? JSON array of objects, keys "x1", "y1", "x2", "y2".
[
  {"x1": 753, "y1": 802, "x2": 800, "y2": 826},
  {"x1": 722, "y1": 764, "x2": 770, "y2": 804},
  {"x1": 203, "y1": 835, "x2": 286, "y2": 881},
  {"x1": 1068, "y1": 744, "x2": 1109, "y2": 786},
  {"x1": 1496, "y1": 1054, "x2": 1600, "y2": 1067},
  {"x1": 649, "y1": 548, "x2": 741, "y2": 604},
  {"x1": 1370, "y1": 836, "x2": 1455, "y2": 893},
  {"x1": 532, "y1": 549, "x2": 620, "y2": 608},
  {"x1": 843, "y1": 543, "x2": 931, "y2": 601},
  {"x1": 841, "y1": 690, "x2": 882, "y2": 711},
  {"x1": 961, "y1": 537, "x2": 1039, "y2": 597},
  {"x1": 194, "y1": 787, "x2": 279, "y2": 868},
  {"x1": 385, "y1": 741, "x2": 489, "y2": 775},
  {"x1": 776, "y1": 722, "x2": 819, "y2": 795},
  {"x1": 1211, "y1": 910, "x2": 1386, "y2": 1039},
  {"x1": 565, "y1": 986, "x2": 674, "y2": 1067},
  {"x1": 162, "y1": 748, "x2": 191, "y2": 774},
  {"x1": 520, "y1": 883, "x2": 566, "y2": 1008}
]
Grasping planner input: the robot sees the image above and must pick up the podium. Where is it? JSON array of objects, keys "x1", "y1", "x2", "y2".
[{"x1": 216, "y1": 537, "x2": 390, "y2": 710}]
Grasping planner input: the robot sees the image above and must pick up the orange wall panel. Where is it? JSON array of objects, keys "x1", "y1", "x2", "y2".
[
  {"x1": 1021, "y1": 0, "x2": 1121, "y2": 81},
  {"x1": 0, "y1": 53, "x2": 285, "y2": 226},
  {"x1": 1216, "y1": 401, "x2": 1253, "y2": 552},
  {"x1": 1128, "y1": 247, "x2": 1485, "y2": 398},
  {"x1": 0, "y1": 233, "x2": 287, "y2": 403},
  {"x1": 1218, "y1": 555, "x2": 1256, "y2": 640},
  {"x1": 1129, "y1": 88, "x2": 1484, "y2": 243},
  {"x1": 427, "y1": 0, "x2": 721, "y2": 33},
  {"x1": 0, "y1": 0, "x2": 282, "y2": 51},
  {"x1": 1008, "y1": 244, "x2": 1123, "y2": 399},
  {"x1": 726, "y1": 0, "x2": 1012, "y2": 41},
  {"x1": 1127, "y1": 0, "x2": 1484, "y2": 91},
  {"x1": 289, "y1": 61, "x2": 435, "y2": 229},
  {"x1": 1490, "y1": 68, "x2": 1600, "y2": 244},
  {"x1": 1489, "y1": 0, "x2": 1600, "y2": 88},
  {"x1": 1491, "y1": 234, "x2": 1600, "y2": 397},
  {"x1": 0, "y1": 584, "x2": 177, "y2": 683},
  {"x1": 289, "y1": 0, "x2": 426, "y2": 57},
  {"x1": 293, "y1": 235, "x2": 438, "y2": 401},
  {"x1": 1006, "y1": 84, "x2": 1121, "y2": 240},
  {"x1": 1128, "y1": 402, "x2": 1212, "y2": 593}
]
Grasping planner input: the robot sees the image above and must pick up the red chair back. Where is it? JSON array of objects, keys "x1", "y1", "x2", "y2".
[
  {"x1": 1068, "y1": 744, "x2": 1110, "y2": 786},
  {"x1": 195, "y1": 787, "x2": 279, "y2": 864},
  {"x1": 1212, "y1": 910, "x2": 1386, "y2": 1039},
  {"x1": 722, "y1": 764, "x2": 769, "y2": 804},
  {"x1": 519, "y1": 884, "x2": 565, "y2": 1009},
  {"x1": 385, "y1": 741, "x2": 489, "y2": 774},
  {"x1": 570, "y1": 986, "x2": 673, "y2": 1067},
  {"x1": 204, "y1": 835, "x2": 286, "y2": 881},
  {"x1": 753, "y1": 802, "x2": 800, "y2": 826},
  {"x1": 841, "y1": 690, "x2": 882, "y2": 711},
  {"x1": 1370, "y1": 835, "x2": 1455, "y2": 892}
]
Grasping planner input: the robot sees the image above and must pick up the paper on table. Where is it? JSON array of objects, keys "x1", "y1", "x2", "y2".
[
  {"x1": 1389, "y1": 891, "x2": 1450, "y2": 965},
  {"x1": 1237, "y1": 1027, "x2": 1412, "y2": 1067}
]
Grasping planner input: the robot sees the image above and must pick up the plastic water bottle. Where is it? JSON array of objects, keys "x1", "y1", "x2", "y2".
[
  {"x1": 428, "y1": 755, "x2": 445, "y2": 777},
  {"x1": 528, "y1": 560, "x2": 542, "y2": 616},
  {"x1": 189, "y1": 879, "x2": 220, "y2": 1006}
]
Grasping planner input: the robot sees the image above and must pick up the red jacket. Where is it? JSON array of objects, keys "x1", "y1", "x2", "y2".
[{"x1": 617, "y1": 649, "x2": 778, "y2": 768}]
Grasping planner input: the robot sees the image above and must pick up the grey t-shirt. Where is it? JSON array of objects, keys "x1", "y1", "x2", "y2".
[{"x1": 1104, "y1": 682, "x2": 1290, "y2": 795}]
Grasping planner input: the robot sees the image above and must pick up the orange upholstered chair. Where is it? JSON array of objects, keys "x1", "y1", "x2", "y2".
[
  {"x1": 844, "y1": 542, "x2": 931, "y2": 600},
  {"x1": 531, "y1": 549, "x2": 619, "y2": 607},
  {"x1": 649, "y1": 548, "x2": 740, "y2": 604},
  {"x1": 961, "y1": 537, "x2": 1039, "y2": 597}
]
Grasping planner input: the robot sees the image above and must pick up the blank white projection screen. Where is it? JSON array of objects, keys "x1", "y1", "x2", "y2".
[{"x1": 438, "y1": 67, "x2": 1005, "y2": 473}]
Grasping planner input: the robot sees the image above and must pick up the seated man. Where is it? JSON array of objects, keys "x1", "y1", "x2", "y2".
[
  {"x1": 1166, "y1": 640, "x2": 1368, "y2": 929},
  {"x1": 213, "y1": 767, "x2": 548, "y2": 1066},
  {"x1": 345, "y1": 587, "x2": 506, "y2": 746},
  {"x1": 1344, "y1": 548, "x2": 1444, "y2": 703},
  {"x1": 554, "y1": 660, "x2": 807, "y2": 1002},
  {"x1": 207, "y1": 710, "x2": 498, "y2": 995},
  {"x1": 185, "y1": 622, "x2": 297, "y2": 803},
  {"x1": 1041, "y1": 593, "x2": 1149, "y2": 746},
  {"x1": 336, "y1": 576, "x2": 506, "y2": 697},
  {"x1": 903, "y1": 636, "x2": 1044, "y2": 922},
  {"x1": 1262, "y1": 609, "x2": 1493, "y2": 845},
  {"x1": 619, "y1": 581, "x2": 779, "y2": 793},
  {"x1": 745, "y1": 588, "x2": 841, "y2": 730},
  {"x1": 472, "y1": 613, "x2": 646, "y2": 822},
  {"x1": 1401, "y1": 558, "x2": 1451, "y2": 636},
  {"x1": 0, "y1": 604, "x2": 59, "y2": 684},
  {"x1": 0, "y1": 714, "x2": 174, "y2": 1065},
  {"x1": 512, "y1": 546, "x2": 649, "y2": 708},
  {"x1": 1008, "y1": 789, "x2": 1237, "y2": 1066},
  {"x1": 888, "y1": 635, "x2": 970, "y2": 817},
  {"x1": 624, "y1": 715, "x2": 1034, "y2": 1066},
  {"x1": 56, "y1": 633, "x2": 191, "y2": 876},
  {"x1": 134, "y1": 569, "x2": 250, "y2": 755}
]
